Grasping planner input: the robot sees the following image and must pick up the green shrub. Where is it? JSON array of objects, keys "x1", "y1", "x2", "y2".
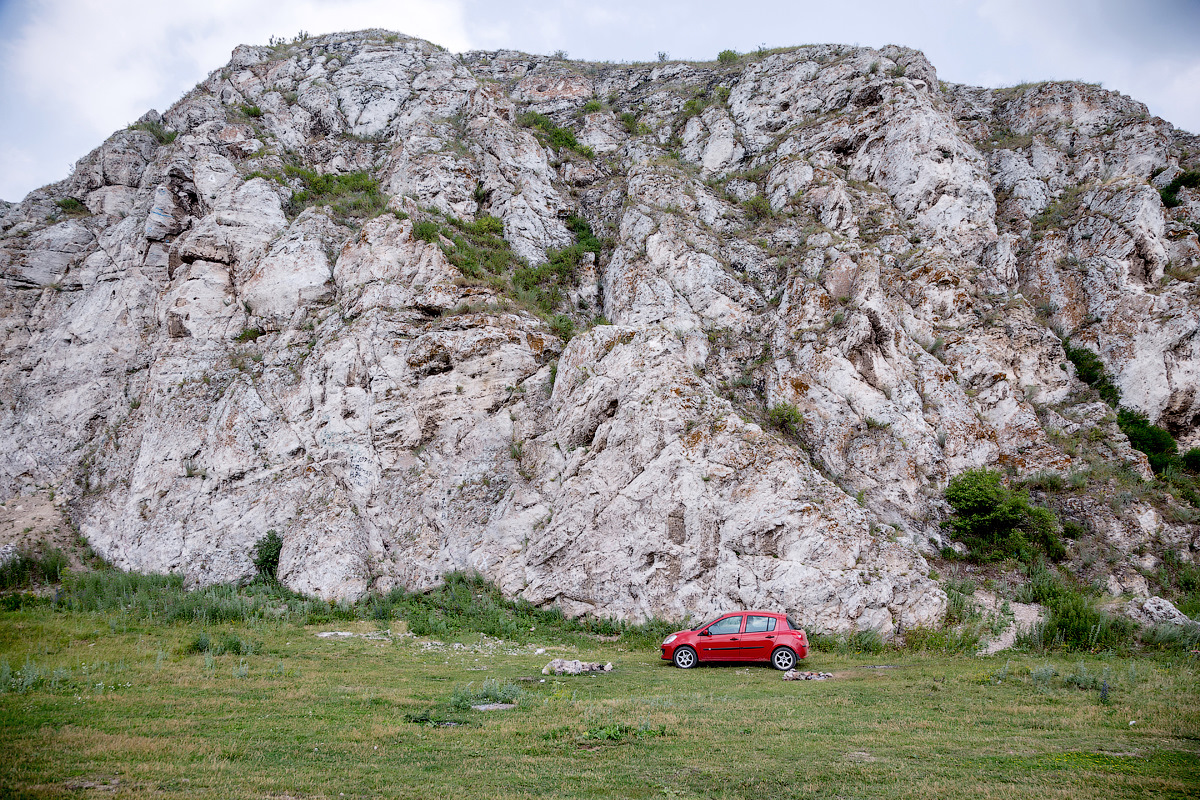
[
  {"x1": 767, "y1": 402, "x2": 804, "y2": 438},
  {"x1": 216, "y1": 633, "x2": 260, "y2": 656},
  {"x1": 412, "y1": 220, "x2": 441, "y2": 243},
  {"x1": 448, "y1": 678, "x2": 524, "y2": 710},
  {"x1": 241, "y1": 104, "x2": 264, "y2": 118},
  {"x1": 582, "y1": 99, "x2": 603, "y2": 113},
  {"x1": 1140, "y1": 622, "x2": 1200, "y2": 652},
  {"x1": 582, "y1": 722, "x2": 669, "y2": 742},
  {"x1": 1063, "y1": 341, "x2": 1121, "y2": 406},
  {"x1": 1032, "y1": 185, "x2": 1084, "y2": 231},
  {"x1": 743, "y1": 195, "x2": 772, "y2": 221},
  {"x1": 944, "y1": 468, "x2": 1063, "y2": 562},
  {"x1": 252, "y1": 531, "x2": 283, "y2": 580},
  {"x1": 681, "y1": 97, "x2": 710, "y2": 121},
  {"x1": 1117, "y1": 409, "x2": 1177, "y2": 474},
  {"x1": 512, "y1": 214, "x2": 600, "y2": 314},
  {"x1": 717, "y1": 49, "x2": 738, "y2": 64},
  {"x1": 0, "y1": 593, "x2": 46, "y2": 612},
  {"x1": 808, "y1": 629, "x2": 886, "y2": 655},
  {"x1": 439, "y1": 215, "x2": 520, "y2": 278},
  {"x1": 1159, "y1": 170, "x2": 1200, "y2": 208},
  {"x1": 234, "y1": 327, "x2": 262, "y2": 343},
  {"x1": 1060, "y1": 519, "x2": 1088, "y2": 540},
  {"x1": 1019, "y1": 471, "x2": 1066, "y2": 493},
  {"x1": 184, "y1": 631, "x2": 211, "y2": 654},
  {"x1": 370, "y1": 571, "x2": 678, "y2": 646},
  {"x1": 903, "y1": 625, "x2": 981, "y2": 654},
  {"x1": 1063, "y1": 338, "x2": 1196, "y2": 481},
  {"x1": 548, "y1": 314, "x2": 574, "y2": 341},
  {"x1": 618, "y1": 112, "x2": 646, "y2": 135}
]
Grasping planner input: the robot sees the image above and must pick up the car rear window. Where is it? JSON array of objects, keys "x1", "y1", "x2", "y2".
[{"x1": 745, "y1": 615, "x2": 776, "y2": 633}]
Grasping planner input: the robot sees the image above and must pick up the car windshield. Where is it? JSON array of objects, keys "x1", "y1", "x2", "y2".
[{"x1": 691, "y1": 616, "x2": 724, "y2": 631}]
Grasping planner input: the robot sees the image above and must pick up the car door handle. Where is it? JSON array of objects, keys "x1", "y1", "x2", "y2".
[
  {"x1": 766, "y1": 635, "x2": 775, "y2": 639},
  {"x1": 729, "y1": 637, "x2": 738, "y2": 640}
]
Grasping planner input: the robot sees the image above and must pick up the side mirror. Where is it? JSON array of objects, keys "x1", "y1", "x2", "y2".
[{"x1": 697, "y1": 630, "x2": 711, "y2": 636}]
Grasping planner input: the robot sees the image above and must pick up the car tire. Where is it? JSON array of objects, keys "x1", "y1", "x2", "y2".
[
  {"x1": 771, "y1": 646, "x2": 797, "y2": 671},
  {"x1": 672, "y1": 646, "x2": 698, "y2": 669}
]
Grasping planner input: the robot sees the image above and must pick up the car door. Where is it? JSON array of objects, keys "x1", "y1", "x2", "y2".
[
  {"x1": 697, "y1": 614, "x2": 745, "y2": 661},
  {"x1": 738, "y1": 614, "x2": 779, "y2": 661}
]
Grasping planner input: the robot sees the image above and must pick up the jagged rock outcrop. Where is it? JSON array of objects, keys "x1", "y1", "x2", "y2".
[{"x1": 2, "y1": 31, "x2": 1198, "y2": 632}]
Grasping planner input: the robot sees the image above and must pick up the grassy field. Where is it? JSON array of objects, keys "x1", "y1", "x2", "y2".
[{"x1": 2, "y1": 600, "x2": 1198, "y2": 799}]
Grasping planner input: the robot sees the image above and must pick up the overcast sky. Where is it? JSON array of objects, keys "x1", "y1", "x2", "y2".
[{"x1": 1, "y1": 0, "x2": 1198, "y2": 202}]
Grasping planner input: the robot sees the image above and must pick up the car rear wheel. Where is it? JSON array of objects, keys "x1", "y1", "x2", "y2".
[
  {"x1": 771, "y1": 646, "x2": 797, "y2": 671},
  {"x1": 672, "y1": 646, "x2": 698, "y2": 669}
]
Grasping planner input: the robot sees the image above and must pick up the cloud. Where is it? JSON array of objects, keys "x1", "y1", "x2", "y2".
[
  {"x1": 2, "y1": 0, "x2": 1198, "y2": 201},
  {"x1": 0, "y1": 0, "x2": 469, "y2": 200}
]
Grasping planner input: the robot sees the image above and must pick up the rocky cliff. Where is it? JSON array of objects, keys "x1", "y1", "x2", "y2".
[{"x1": 2, "y1": 31, "x2": 1198, "y2": 632}]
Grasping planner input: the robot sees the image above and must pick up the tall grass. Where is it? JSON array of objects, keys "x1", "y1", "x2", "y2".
[
  {"x1": 366, "y1": 571, "x2": 679, "y2": 647},
  {"x1": 37, "y1": 568, "x2": 679, "y2": 645},
  {"x1": 0, "y1": 546, "x2": 69, "y2": 589},
  {"x1": 53, "y1": 570, "x2": 355, "y2": 626},
  {"x1": 1014, "y1": 560, "x2": 1135, "y2": 653}
]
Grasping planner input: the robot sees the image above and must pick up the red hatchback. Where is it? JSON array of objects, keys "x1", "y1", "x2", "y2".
[{"x1": 660, "y1": 611, "x2": 809, "y2": 670}]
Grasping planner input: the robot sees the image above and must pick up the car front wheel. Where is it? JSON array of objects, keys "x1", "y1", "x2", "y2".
[
  {"x1": 672, "y1": 646, "x2": 698, "y2": 669},
  {"x1": 771, "y1": 646, "x2": 797, "y2": 671}
]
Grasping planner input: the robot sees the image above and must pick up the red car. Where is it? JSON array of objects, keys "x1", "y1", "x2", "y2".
[{"x1": 660, "y1": 611, "x2": 809, "y2": 670}]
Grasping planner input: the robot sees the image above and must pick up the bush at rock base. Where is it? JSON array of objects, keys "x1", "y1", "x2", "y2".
[{"x1": 944, "y1": 469, "x2": 1064, "y2": 562}]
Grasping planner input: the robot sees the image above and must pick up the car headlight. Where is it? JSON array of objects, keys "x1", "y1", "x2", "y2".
[{"x1": 662, "y1": 634, "x2": 677, "y2": 645}]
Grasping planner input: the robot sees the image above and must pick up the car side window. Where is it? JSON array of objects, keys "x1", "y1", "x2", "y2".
[
  {"x1": 706, "y1": 615, "x2": 743, "y2": 635},
  {"x1": 745, "y1": 615, "x2": 775, "y2": 633}
]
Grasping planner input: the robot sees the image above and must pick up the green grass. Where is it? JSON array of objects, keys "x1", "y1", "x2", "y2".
[
  {"x1": 283, "y1": 165, "x2": 387, "y2": 220},
  {"x1": 128, "y1": 120, "x2": 177, "y2": 145},
  {"x1": 2, "y1": 598, "x2": 1197, "y2": 799},
  {"x1": 511, "y1": 215, "x2": 601, "y2": 318},
  {"x1": 1032, "y1": 184, "x2": 1085, "y2": 232},
  {"x1": 52, "y1": 198, "x2": 89, "y2": 218},
  {"x1": 517, "y1": 112, "x2": 594, "y2": 159}
]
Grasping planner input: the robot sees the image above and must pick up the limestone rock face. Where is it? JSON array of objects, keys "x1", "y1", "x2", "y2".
[{"x1": 1, "y1": 31, "x2": 1198, "y2": 633}]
